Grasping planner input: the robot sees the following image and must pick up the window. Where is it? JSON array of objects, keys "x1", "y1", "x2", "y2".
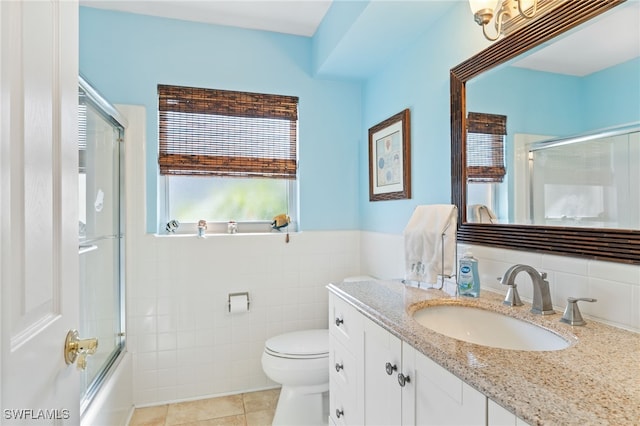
[
  {"x1": 466, "y1": 112, "x2": 506, "y2": 183},
  {"x1": 158, "y1": 85, "x2": 298, "y2": 232}
]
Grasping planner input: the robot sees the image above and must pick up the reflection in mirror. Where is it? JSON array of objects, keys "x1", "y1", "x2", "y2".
[
  {"x1": 451, "y1": 0, "x2": 640, "y2": 264},
  {"x1": 465, "y1": 1, "x2": 639, "y2": 229},
  {"x1": 527, "y1": 125, "x2": 638, "y2": 229}
]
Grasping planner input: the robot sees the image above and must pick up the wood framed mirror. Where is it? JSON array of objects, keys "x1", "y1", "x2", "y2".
[{"x1": 451, "y1": 0, "x2": 640, "y2": 265}]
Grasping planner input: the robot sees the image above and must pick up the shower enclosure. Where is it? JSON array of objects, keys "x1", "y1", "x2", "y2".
[
  {"x1": 528, "y1": 125, "x2": 639, "y2": 229},
  {"x1": 78, "y1": 76, "x2": 126, "y2": 413}
]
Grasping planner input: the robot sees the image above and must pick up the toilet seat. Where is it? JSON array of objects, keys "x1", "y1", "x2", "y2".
[
  {"x1": 264, "y1": 329, "x2": 328, "y2": 359},
  {"x1": 262, "y1": 329, "x2": 330, "y2": 425}
]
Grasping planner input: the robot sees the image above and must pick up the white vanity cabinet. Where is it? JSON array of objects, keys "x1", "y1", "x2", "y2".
[
  {"x1": 363, "y1": 317, "x2": 485, "y2": 426},
  {"x1": 329, "y1": 292, "x2": 487, "y2": 425},
  {"x1": 329, "y1": 294, "x2": 365, "y2": 425}
]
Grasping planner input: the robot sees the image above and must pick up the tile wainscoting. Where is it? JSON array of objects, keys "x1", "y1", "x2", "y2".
[
  {"x1": 361, "y1": 231, "x2": 640, "y2": 333},
  {"x1": 127, "y1": 230, "x2": 361, "y2": 405},
  {"x1": 128, "y1": 229, "x2": 638, "y2": 408}
]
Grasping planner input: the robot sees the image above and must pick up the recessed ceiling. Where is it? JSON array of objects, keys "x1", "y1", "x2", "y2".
[{"x1": 80, "y1": 0, "x2": 333, "y2": 37}]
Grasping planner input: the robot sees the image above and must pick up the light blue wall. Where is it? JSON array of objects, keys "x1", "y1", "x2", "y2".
[
  {"x1": 468, "y1": 67, "x2": 583, "y2": 138},
  {"x1": 80, "y1": 7, "x2": 362, "y2": 232},
  {"x1": 468, "y1": 57, "x2": 640, "y2": 138},
  {"x1": 359, "y1": 3, "x2": 490, "y2": 233},
  {"x1": 312, "y1": 0, "x2": 369, "y2": 75},
  {"x1": 356, "y1": 0, "x2": 639, "y2": 235},
  {"x1": 583, "y1": 57, "x2": 640, "y2": 129},
  {"x1": 80, "y1": 3, "x2": 638, "y2": 236}
]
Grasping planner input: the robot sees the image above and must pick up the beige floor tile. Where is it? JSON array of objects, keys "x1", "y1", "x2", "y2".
[
  {"x1": 129, "y1": 404, "x2": 168, "y2": 426},
  {"x1": 130, "y1": 390, "x2": 277, "y2": 426},
  {"x1": 165, "y1": 395, "x2": 245, "y2": 425},
  {"x1": 242, "y1": 389, "x2": 280, "y2": 414},
  {"x1": 172, "y1": 414, "x2": 247, "y2": 426},
  {"x1": 245, "y1": 410, "x2": 274, "y2": 426}
]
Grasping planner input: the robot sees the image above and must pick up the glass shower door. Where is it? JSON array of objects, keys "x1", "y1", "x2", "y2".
[{"x1": 78, "y1": 78, "x2": 125, "y2": 412}]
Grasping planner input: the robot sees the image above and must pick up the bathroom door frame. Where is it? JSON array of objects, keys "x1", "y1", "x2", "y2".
[{"x1": 0, "y1": 0, "x2": 81, "y2": 422}]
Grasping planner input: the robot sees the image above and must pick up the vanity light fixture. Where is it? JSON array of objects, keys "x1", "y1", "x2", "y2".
[{"x1": 469, "y1": 0, "x2": 539, "y2": 41}]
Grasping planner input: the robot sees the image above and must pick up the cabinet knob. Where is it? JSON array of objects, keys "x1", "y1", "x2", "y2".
[
  {"x1": 335, "y1": 317, "x2": 344, "y2": 326},
  {"x1": 335, "y1": 362, "x2": 344, "y2": 372},
  {"x1": 335, "y1": 408, "x2": 344, "y2": 418},
  {"x1": 398, "y1": 373, "x2": 411, "y2": 387},
  {"x1": 385, "y1": 362, "x2": 398, "y2": 375}
]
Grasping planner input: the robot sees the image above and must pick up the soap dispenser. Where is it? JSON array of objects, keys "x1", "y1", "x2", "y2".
[{"x1": 458, "y1": 251, "x2": 480, "y2": 297}]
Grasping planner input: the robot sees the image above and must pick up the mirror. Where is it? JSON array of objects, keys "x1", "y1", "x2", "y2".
[
  {"x1": 451, "y1": 0, "x2": 640, "y2": 264},
  {"x1": 466, "y1": 2, "x2": 639, "y2": 229}
]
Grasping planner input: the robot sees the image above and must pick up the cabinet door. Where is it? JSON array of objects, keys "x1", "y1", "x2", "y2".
[
  {"x1": 488, "y1": 399, "x2": 531, "y2": 426},
  {"x1": 410, "y1": 348, "x2": 486, "y2": 425},
  {"x1": 330, "y1": 339, "x2": 363, "y2": 426},
  {"x1": 400, "y1": 343, "x2": 417, "y2": 425},
  {"x1": 488, "y1": 399, "x2": 516, "y2": 426},
  {"x1": 363, "y1": 317, "x2": 403, "y2": 426}
]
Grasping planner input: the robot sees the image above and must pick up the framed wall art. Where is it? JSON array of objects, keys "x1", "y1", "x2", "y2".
[{"x1": 368, "y1": 108, "x2": 411, "y2": 201}]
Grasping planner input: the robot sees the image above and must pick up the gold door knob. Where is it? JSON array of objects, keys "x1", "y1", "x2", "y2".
[{"x1": 64, "y1": 330, "x2": 98, "y2": 370}]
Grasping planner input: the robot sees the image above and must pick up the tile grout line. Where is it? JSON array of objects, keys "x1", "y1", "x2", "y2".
[{"x1": 129, "y1": 389, "x2": 279, "y2": 426}]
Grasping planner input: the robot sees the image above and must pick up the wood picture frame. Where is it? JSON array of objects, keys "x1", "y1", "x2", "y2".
[{"x1": 369, "y1": 109, "x2": 411, "y2": 201}]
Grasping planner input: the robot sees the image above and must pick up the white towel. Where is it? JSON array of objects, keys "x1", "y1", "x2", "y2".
[{"x1": 403, "y1": 204, "x2": 457, "y2": 284}]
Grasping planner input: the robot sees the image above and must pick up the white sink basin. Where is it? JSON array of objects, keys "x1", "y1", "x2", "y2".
[{"x1": 412, "y1": 305, "x2": 569, "y2": 351}]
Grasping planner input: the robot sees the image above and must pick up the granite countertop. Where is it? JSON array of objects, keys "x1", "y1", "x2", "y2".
[{"x1": 327, "y1": 279, "x2": 640, "y2": 426}]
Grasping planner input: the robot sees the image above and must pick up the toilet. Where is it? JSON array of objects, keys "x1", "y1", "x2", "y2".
[
  {"x1": 261, "y1": 329, "x2": 329, "y2": 426},
  {"x1": 261, "y1": 277, "x2": 374, "y2": 425}
]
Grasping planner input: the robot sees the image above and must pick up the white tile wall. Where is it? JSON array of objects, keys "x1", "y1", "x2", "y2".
[
  {"x1": 360, "y1": 231, "x2": 640, "y2": 333},
  {"x1": 127, "y1": 231, "x2": 360, "y2": 405},
  {"x1": 123, "y1": 105, "x2": 362, "y2": 405}
]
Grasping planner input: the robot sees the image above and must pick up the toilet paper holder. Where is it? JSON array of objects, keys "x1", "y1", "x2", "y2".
[{"x1": 228, "y1": 292, "x2": 250, "y2": 312}]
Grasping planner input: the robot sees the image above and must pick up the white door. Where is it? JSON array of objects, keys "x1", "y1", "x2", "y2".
[{"x1": 1, "y1": 0, "x2": 80, "y2": 424}]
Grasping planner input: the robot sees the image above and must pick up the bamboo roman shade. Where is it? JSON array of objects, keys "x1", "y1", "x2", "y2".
[
  {"x1": 158, "y1": 85, "x2": 298, "y2": 179},
  {"x1": 466, "y1": 112, "x2": 507, "y2": 183}
]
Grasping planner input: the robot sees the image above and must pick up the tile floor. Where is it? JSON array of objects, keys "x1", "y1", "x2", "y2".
[{"x1": 128, "y1": 388, "x2": 280, "y2": 426}]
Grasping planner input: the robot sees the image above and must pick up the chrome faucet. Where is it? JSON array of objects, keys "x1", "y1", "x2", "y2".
[{"x1": 500, "y1": 264, "x2": 555, "y2": 315}]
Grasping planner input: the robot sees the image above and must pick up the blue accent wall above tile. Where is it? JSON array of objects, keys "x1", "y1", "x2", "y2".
[{"x1": 80, "y1": 7, "x2": 362, "y2": 232}]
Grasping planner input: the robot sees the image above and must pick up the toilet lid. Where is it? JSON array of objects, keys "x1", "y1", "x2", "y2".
[{"x1": 265, "y1": 329, "x2": 328, "y2": 358}]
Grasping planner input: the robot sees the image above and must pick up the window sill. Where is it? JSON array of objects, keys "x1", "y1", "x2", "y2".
[
  {"x1": 158, "y1": 220, "x2": 297, "y2": 236},
  {"x1": 153, "y1": 230, "x2": 295, "y2": 238}
]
